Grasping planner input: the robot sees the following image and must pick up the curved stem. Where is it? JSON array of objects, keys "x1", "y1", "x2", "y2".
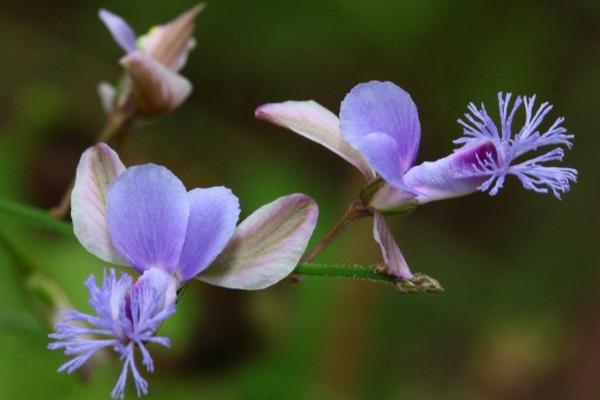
[
  {"x1": 50, "y1": 110, "x2": 134, "y2": 219},
  {"x1": 303, "y1": 199, "x2": 370, "y2": 263}
]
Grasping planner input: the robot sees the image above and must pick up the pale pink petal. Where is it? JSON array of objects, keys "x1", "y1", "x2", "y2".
[
  {"x1": 120, "y1": 50, "x2": 192, "y2": 115},
  {"x1": 372, "y1": 212, "x2": 413, "y2": 280},
  {"x1": 71, "y1": 144, "x2": 127, "y2": 265},
  {"x1": 198, "y1": 194, "x2": 319, "y2": 290},
  {"x1": 141, "y1": 3, "x2": 205, "y2": 71},
  {"x1": 97, "y1": 81, "x2": 116, "y2": 114},
  {"x1": 367, "y1": 182, "x2": 417, "y2": 215},
  {"x1": 255, "y1": 101, "x2": 375, "y2": 180}
]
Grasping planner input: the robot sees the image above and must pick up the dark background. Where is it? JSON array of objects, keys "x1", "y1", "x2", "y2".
[{"x1": 0, "y1": 1, "x2": 598, "y2": 399}]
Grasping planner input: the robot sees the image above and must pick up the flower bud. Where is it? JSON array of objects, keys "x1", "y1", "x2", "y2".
[
  {"x1": 138, "y1": 3, "x2": 205, "y2": 71},
  {"x1": 120, "y1": 50, "x2": 192, "y2": 116}
]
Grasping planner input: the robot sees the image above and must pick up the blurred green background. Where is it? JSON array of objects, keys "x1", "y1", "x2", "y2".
[{"x1": 0, "y1": 0, "x2": 598, "y2": 399}]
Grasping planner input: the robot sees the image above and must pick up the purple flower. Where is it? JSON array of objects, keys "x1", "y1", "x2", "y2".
[
  {"x1": 49, "y1": 268, "x2": 176, "y2": 399},
  {"x1": 255, "y1": 81, "x2": 576, "y2": 279},
  {"x1": 98, "y1": 5, "x2": 205, "y2": 115},
  {"x1": 73, "y1": 148, "x2": 241, "y2": 283},
  {"x1": 340, "y1": 82, "x2": 577, "y2": 207},
  {"x1": 52, "y1": 143, "x2": 318, "y2": 396},
  {"x1": 71, "y1": 143, "x2": 318, "y2": 289}
]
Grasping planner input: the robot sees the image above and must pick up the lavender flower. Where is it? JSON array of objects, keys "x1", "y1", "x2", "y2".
[
  {"x1": 52, "y1": 143, "x2": 318, "y2": 396},
  {"x1": 53, "y1": 142, "x2": 239, "y2": 397},
  {"x1": 70, "y1": 143, "x2": 318, "y2": 289},
  {"x1": 255, "y1": 81, "x2": 576, "y2": 279},
  {"x1": 49, "y1": 268, "x2": 176, "y2": 399},
  {"x1": 98, "y1": 5, "x2": 204, "y2": 115},
  {"x1": 71, "y1": 143, "x2": 241, "y2": 283}
]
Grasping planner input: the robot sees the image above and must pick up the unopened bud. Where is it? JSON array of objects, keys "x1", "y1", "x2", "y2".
[{"x1": 120, "y1": 50, "x2": 192, "y2": 116}]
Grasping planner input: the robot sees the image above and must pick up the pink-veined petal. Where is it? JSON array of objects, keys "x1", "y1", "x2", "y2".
[
  {"x1": 255, "y1": 101, "x2": 375, "y2": 180},
  {"x1": 120, "y1": 50, "x2": 192, "y2": 115},
  {"x1": 71, "y1": 144, "x2": 127, "y2": 265},
  {"x1": 198, "y1": 194, "x2": 318, "y2": 290},
  {"x1": 141, "y1": 3, "x2": 205, "y2": 71}
]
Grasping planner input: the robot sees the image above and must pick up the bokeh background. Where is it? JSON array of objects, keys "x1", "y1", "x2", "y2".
[{"x1": 1, "y1": 0, "x2": 599, "y2": 399}]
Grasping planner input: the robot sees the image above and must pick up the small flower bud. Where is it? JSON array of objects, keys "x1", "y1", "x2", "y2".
[
  {"x1": 120, "y1": 50, "x2": 192, "y2": 116},
  {"x1": 138, "y1": 3, "x2": 205, "y2": 71}
]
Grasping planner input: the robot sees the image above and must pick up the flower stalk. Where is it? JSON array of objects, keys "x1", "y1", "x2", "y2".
[
  {"x1": 297, "y1": 263, "x2": 443, "y2": 293},
  {"x1": 50, "y1": 109, "x2": 135, "y2": 219},
  {"x1": 302, "y1": 198, "x2": 370, "y2": 263}
]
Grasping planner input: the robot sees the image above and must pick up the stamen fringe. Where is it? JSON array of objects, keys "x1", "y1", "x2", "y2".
[{"x1": 455, "y1": 92, "x2": 576, "y2": 198}]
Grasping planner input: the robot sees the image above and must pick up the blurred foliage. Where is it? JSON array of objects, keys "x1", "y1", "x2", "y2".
[{"x1": 0, "y1": 0, "x2": 599, "y2": 399}]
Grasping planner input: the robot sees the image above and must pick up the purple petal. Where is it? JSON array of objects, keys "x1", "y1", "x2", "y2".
[
  {"x1": 99, "y1": 9, "x2": 137, "y2": 53},
  {"x1": 120, "y1": 50, "x2": 192, "y2": 115},
  {"x1": 177, "y1": 187, "x2": 240, "y2": 282},
  {"x1": 255, "y1": 101, "x2": 375, "y2": 180},
  {"x1": 372, "y1": 212, "x2": 413, "y2": 280},
  {"x1": 340, "y1": 81, "x2": 421, "y2": 175},
  {"x1": 198, "y1": 194, "x2": 318, "y2": 290},
  {"x1": 404, "y1": 141, "x2": 498, "y2": 204},
  {"x1": 354, "y1": 132, "x2": 417, "y2": 192},
  {"x1": 71, "y1": 144, "x2": 127, "y2": 265},
  {"x1": 107, "y1": 164, "x2": 190, "y2": 274}
]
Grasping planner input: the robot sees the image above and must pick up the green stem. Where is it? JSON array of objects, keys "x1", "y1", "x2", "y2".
[
  {"x1": 50, "y1": 110, "x2": 135, "y2": 219},
  {"x1": 294, "y1": 263, "x2": 443, "y2": 293},
  {"x1": 302, "y1": 199, "x2": 369, "y2": 263},
  {"x1": 295, "y1": 263, "x2": 395, "y2": 284},
  {"x1": 0, "y1": 198, "x2": 73, "y2": 237}
]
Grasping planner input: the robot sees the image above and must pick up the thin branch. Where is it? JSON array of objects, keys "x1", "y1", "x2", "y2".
[
  {"x1": 303, "y1": 199, "x2": 370, "y2": 263},
  {"x1": 50, "y1": 110, "x2": 134, "y2": 219}
]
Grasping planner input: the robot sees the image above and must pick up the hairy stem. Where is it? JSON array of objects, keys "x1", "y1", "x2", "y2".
[
  {"x1": 293, "y1": 263, "x2": 443, "y2": 293},
  {"x1": 303, "y1": 199, "x2": 370, "y2": 263},
  {"x1": 295, "y1": 263, "x2": 395, "y2": 284},
  {"x1": 50, "y1": 110, "x2": 134, "y2": 219}
]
